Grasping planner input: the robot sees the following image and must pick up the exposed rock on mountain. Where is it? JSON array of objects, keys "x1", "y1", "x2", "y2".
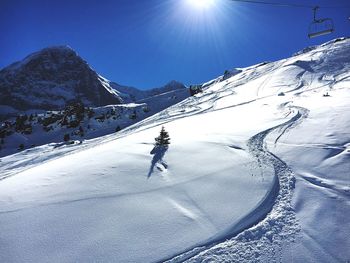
[{"x1": 0, "y1": 46, "x2": 122, "y2": 112}]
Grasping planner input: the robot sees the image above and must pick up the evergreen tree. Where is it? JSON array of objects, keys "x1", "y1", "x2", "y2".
[{"x1": 154, "y1": 126, "x2": 170, "y2": 147}]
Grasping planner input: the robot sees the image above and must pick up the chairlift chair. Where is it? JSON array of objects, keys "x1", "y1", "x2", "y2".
[{"x1": 308, "y1": 6, "x2": 334, "y2": 38}]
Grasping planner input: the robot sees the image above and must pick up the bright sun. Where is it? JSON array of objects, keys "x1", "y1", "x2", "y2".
[{"x1": 186, "y1": 0, "x2": 215, "y2": 9}]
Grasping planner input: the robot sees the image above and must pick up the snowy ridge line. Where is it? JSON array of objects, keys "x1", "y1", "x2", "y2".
[
  {"x1": 164, "y1": 107, "x2": 307, "y2": 262},
  {"x1": 225, "y1": 60, "x2": 283, "y2": 93}
]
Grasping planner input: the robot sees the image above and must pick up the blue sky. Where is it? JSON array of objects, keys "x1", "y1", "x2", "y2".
[{"x1": 1, "y1": 0, "x2": 349, "y2": 89}]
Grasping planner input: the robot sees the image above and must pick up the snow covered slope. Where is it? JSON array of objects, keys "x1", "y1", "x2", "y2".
[{"x1": 0, "y1": 38, "x2": 349, "y2": 262}]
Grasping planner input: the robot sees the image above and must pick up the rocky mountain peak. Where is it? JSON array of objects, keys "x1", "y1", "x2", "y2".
[{"x1": 0, "y1": 46, "x2": 121, "y2": 113}]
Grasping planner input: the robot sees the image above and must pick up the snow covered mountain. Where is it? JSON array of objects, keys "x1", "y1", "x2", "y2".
[
  {"x1": 0, "y1": 46, "x2": 123, "y2": 112},
  {"x1": 0, "y1": 47, "x2": 189, "y2": 156},
  {"x1": 0, "y1": 38, "x2": 349, "y2": 263},
  {"x1": 0, "y1": 46, "x2": 189, "y2": 116}
]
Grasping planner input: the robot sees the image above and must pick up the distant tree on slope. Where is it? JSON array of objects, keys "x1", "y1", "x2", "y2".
[{"x1": 154, "y1": 126, "x2": 170, "y2": 147}]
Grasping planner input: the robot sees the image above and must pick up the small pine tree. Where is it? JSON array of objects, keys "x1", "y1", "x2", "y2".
[
  {"x1": 155, "y1": 126, "x2": 170, "y2": 147},
  {"x1": 115, "y1": 126, "x2": 121, "y2": 132},
  {"x1": 18, "y1": 143, "x2": 24, "y2": 150}
]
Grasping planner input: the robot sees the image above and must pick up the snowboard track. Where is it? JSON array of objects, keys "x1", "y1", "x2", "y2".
[{"x1": 163, "y1": 106, "x2": 308, "y2": 263}]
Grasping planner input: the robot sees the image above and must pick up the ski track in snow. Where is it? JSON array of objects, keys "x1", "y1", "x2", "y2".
[{"x1": 165, "y1": 107, "x2": 308, "y2": 263}]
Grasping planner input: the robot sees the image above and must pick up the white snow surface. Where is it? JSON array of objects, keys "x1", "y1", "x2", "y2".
[{"x1": 0, "y1": 38, "x2": 350, "y2": 262}]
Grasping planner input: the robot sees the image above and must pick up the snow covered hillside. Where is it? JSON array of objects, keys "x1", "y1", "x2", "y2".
[
  {"x1": 0, "y1": 38, "x2": 349, "y2": 262},
  {"x1": 0, "y1": 86, "x2": 189, "y2": 157}
]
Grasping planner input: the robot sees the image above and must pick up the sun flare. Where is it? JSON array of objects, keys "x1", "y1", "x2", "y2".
[{"x1": 186, "y1": 0, "x2": 215, "y2": 9}]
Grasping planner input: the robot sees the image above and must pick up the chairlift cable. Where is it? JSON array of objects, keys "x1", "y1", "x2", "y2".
[
  {"x1": 229, "y1": 0, "x2": 350, "y2": 9},
  {"x1": 229, "y1": 0, "x2": 313, "y2": 9}
]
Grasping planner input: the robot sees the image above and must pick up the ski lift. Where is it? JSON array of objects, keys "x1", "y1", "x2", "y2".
[{"x1": 308, "y1": 6, "x2": 334, "y2": 38}]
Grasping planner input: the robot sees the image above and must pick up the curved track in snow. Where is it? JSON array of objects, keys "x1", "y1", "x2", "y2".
[{"x1": 165, "y1": 106, "x2": 308, "y2": 262}]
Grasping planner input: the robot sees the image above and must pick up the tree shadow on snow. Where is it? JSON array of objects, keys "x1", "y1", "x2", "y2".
[{"x1": 147, "y1": 146, "x2": 168, "y2": 179}]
